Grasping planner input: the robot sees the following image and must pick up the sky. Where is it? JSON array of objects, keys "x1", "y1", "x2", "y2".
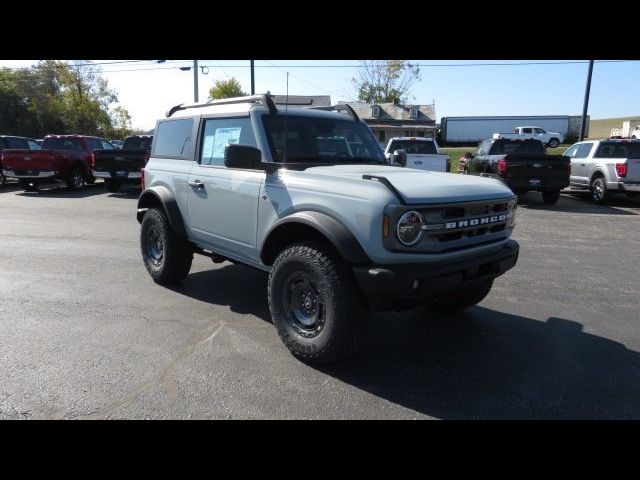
[{"x1": 1, "y1": 60, "x2": 638, "y2": 131}]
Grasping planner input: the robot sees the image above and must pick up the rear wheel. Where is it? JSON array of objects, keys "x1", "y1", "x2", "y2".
[
  {"x1": 140, "y1": 208, "x2": 193, "y2": 285},
  {"x1": 268, "y1": 240, "x2": 371, "y2": 364},
  {"x1": 427, "y1": 280, "x2": 493, "y2": 312},
  {"x1": 590, "y1": 176, "x2": 607, "y2": 204},
  {"x1": 66, "y1": 169, "x2": 85, "y2": 191},
  {"x1": 542, "y1": 189, "x2": 561, "y2": 205},
  {"x1": 104, "y1": 179, "x2": 122, "y2": 193},
  {"x1": 548, "y1": 138, "x2": 560, "y2": 148}
]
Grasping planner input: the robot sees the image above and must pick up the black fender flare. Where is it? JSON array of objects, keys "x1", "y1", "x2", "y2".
[
  {"x1": 261, "y1": 211, "x2": 371, "y2": 265},
  {"x1": 137, "y1": 186, "x2": 187, "y2": 238}
]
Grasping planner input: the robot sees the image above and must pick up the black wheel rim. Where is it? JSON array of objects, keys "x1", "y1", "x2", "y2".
[
  {"x1": 282, "y1": 272, "x2": 326, "y2": 338},
  {"x1": 146, "y1": 225, "x2": 164, "y2": 267}
]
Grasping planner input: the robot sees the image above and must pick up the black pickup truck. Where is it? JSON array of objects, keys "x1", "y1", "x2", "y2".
[
  {"x1": 464, "y1": 138, "x2": 570, "y2": 204},
  {"x1": 92, "y1": 135, "x2": 152, "y2": 192}
]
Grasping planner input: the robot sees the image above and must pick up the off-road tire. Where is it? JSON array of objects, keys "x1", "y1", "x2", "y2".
[
  {"x1": 428, "y1": 280, "x2": 493, "y2": 312},
  {"x1": 542, "y1": 189, "x2": 561, "y2": 205},
  {"x1": 140, "y1": 208, "x2": 193, "y2": 285},
  {"x1": 268, "y1": 240, "x2": 371, "y2": 364},
  {"x1": 104, "y1": 179, "x2": 122, "y2": 193}
]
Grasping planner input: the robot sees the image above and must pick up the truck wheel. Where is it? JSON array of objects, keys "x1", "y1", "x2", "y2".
[
  {"x1": 590, "y1": 176, "x2": 607, "y2": 204},
  {"x1": 548, "y1": 138, "x2": 560, "y2": 148},
  {"x1": 268, "y1": 240, "x2": 371, "y2": 364},
  {"x1": 427, "y1": 280, "x2": 493, "y2": 312},
  {"x1": 66, "y1": 169, "x2": 85, "y2": 191},
  {"x1": 104, "y1": 179, "x2": 122, "y2": 193},
  {"x1": 21, "y1": 180, "x2": 39, "y2": 192},
  {"x1": 542, "y1": 189, "x2": 561, "y2": 205},
  {"x1": 140, "y1": 208, "x2": 193, "y2": 285}
]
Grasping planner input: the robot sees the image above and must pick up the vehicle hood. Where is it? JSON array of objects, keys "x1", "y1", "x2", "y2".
[{"x1": 300, "y1": 164, "x2": 514, "y2": 204}]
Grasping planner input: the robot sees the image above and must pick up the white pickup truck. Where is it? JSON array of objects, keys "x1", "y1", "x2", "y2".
[
  {"x1": 492, "y1": 126, "x2": 564, "y2": 148},
  {"x1": 384, "y1": 137, "x2": 450, "y2": 172}
]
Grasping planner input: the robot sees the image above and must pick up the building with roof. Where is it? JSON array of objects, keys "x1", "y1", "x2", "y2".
[{"x1": 340, "y1": 100, "x2": 437, "y2": 146}]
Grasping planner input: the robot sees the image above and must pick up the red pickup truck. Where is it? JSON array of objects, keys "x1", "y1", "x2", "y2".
[
  {"x1": 0, "y1": 135, "x2": 42, "y2": 187},
  {"x1": 1, "y1": 135, "x2": 114, "y2": 191}
]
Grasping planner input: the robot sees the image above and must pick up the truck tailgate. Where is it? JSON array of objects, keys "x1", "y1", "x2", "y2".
[
  {"x1": 504, "y1": 154, "x2": 570, "y2": 186},
  {"x1": 625, "y1": 158, "x2": 640, "y2": 182},
  {"x1": 407, "y1": 154, "x2": 448, "y2": 172},
  {"x1": 2, "y1": 150, "x2": 59, "y2": 170},
  {"x1": 93, "y1": 149, "x2": 147, "y2": 172}
]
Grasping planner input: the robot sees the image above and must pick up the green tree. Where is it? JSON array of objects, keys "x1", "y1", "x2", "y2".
[
  {"x1": 351, "y1": 60, "x2": 421, "y2": 104},
  {"x1": 208, "y1": 78, "x2": 247, "y2": 100}
]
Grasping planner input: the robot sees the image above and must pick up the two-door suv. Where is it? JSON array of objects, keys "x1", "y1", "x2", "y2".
[{"x1": 137, "y1": 94, "x2": 520, "y2": 363}]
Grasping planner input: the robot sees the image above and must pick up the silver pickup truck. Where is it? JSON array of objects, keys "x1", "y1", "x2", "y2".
[
  {"x1": 136, "y1": 94, "x2": 519, "y2": 364},
  {"x1": 564, "y1": 139, "x2": 640, "y2": 203}
]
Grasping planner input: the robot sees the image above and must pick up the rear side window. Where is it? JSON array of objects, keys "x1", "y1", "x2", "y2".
[
  {"x1": 595, "y1": 143, "x2": 640, "y2": 158},
  {"x1": 154, "y1": 119, "x2": 194, "y2": 158},
  {"x1": 124, "y1": 136, "x2": 153, "y2": 151},
  {"x1": 3, "y1": 137, "x2": 29, "y2": 149},
  {"x1": 388, "y1": 140, "x2": 437, "y2": 154},
  {"x1": 43, "y1": 137, "x2": 83, "y2": 150},
  {"x1": 200, "y1": 117, "x2": 256, "y2": 166},
  {"x1": 490, "y1": 140, "x2": 545, "y2": 155},
  {"x1": 100, "y1": 140, "x2": 114, "y2": 149}
]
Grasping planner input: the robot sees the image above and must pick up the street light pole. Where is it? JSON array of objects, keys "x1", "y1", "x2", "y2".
[
  {"x1": 250, "y1": 60, "x2": 255, "y2": 95},
  {"x1": 193, "y1": 60, "x2": 199, "y2": 102},
  {"x1": 579, "y1": 60, "x2": 594, "y2": 141}
]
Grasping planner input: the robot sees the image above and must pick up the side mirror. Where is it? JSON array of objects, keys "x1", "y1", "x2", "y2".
[
  {"x1": 224, "y1": 144, "x2": 274, "y2": 172},
  {"x1": 392, "y1": 149, "x2": 407, "y2": 167}
]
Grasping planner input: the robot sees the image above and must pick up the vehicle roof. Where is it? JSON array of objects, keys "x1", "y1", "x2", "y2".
[
  {"x1": 168, "y1": 102, "x2": 356, "y2": 121},
  {"x1": 0, "y1": 135, "x2": 36, "y2": 140},
  {"x1": 573, "y1": 138, "x2": 640, "y2": 144},
  {"x1": 489, "y1": 137, "x2": 543, "y2": 143},
  {"x1": 44, "y1": 134, "x2": 107, "y2": 140}
]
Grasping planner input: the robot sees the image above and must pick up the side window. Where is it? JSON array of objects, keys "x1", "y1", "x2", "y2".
[
  {"x1": 575, "y1": 143, "x2": 593, "y2": 158},
  {"x1": 153, "y1": 119, "x2": 194, "y2": 158},
  {"x1": 534, "y1": 128, "x2": 545, "y2": 134},
  {"x1": 101, "y1": 140, "x2": 114, "y2": 149},
  {"x1": 27, "y1": 140, "x2": 41, "y2": 150},
  {"x1": 564, "y1": 145, "x2": 579, "y2": 157},
  {"x1": 199, "y1": 117, "x2": 256, "y2": 166},
  {"x1": 86, "y1": 138, "x2": 102, "y2": 151},
  {"x1": 522, "y1": 128, "x2": 533, "y2": 134}
]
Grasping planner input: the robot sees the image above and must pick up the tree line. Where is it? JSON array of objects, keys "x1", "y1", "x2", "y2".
[{"x1": 0, "y1": 60, "x2": 133, "y2": 140}]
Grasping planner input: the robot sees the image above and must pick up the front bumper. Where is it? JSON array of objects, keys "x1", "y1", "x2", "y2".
[
  {"x1": 353, "y1": 240, "x2": 519, "y2": 311},
  {"x1": 2, "y1": 169, "x2": 57, "y2": 179}
]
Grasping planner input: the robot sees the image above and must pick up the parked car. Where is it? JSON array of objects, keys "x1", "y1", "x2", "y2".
[
  {"x1": 564, "y1": 139, "x2": 640, "y2": 203},
  {"x1": 110, "y1": 139, "x2": 124, "y2": 149},
  {"x1": 384, "y1": 136, "x2": 450, "y2": 172},
  {"x1": 464, "y1": 138, "x2": 570, "y2": 204},
  {"x1": 93, "y1": 135, "x2": 152, "y2": 192},
  {"x1": 0, "y1": 135, "x2": 42, "y2": 187},
  {"x1": 1, "y1": 135, "x2": 114, "y2": 191},
  {"x1": 137, "y1": 94, "x2": 519, "y2": 364},
  {"x1": 493, "y1": 126, "x2": 565, "y2": 148}
]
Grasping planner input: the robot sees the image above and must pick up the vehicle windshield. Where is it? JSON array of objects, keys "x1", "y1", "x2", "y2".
[
  {"x1": 262, "y1": 114, "x2": 385, "y2": 164},
  {"x1": 387, "y1": 139, "x2": 437, "y2": 154},
  {"x1": 124, "y1": 136, "x2": 153, "y2": 151},
  {"x1": 489, "y1": 140, "x2": 545, "y2": 156}
]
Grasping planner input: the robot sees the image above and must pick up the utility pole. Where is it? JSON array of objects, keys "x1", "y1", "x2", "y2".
[
  {"x1": 193, "y1": 60, "x2": 199, "y2": 103},
  {"x1": 250, "y1": 60, "x2": 255, "y2": 95},
  {"x1": 579, "y1": 60, "x2": 594, "y2": 141}
]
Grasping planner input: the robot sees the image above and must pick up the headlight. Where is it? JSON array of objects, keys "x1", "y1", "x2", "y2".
[{"x1": 397, "y1": 210, "x2": 425, "y2": 246}]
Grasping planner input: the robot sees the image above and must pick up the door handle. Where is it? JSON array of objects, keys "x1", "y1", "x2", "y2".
[{"x1": 188, "y1": 180, "x2": 204, "y2": 189}]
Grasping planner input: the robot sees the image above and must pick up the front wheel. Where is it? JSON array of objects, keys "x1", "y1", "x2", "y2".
[
  {"x1": 268, "y1": 241, "x2": 371, "y2": 364},
  {"x1": 590, "y1": 176, "x2": 607, "y2": 204},
  {"x1": 548, "y1": 138, "x2": 560, "y2": 148},
  {"x1": 427, "y1": 280, "x2": 493, "y2": 312},
  {"x1": 140, "y1": 208, "x2": 193, "y2": 284},
  {"x1": 542, "y1": 189, "x2": 561, "y2": 205}
]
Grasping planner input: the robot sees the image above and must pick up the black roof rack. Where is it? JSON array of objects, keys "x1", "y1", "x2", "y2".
[
  {"x1": 165, "y1": 94, "x2": 278, "y2": 117},
  {"x1": 306, "y1": 104, "x2": 360, "y2": 122}
]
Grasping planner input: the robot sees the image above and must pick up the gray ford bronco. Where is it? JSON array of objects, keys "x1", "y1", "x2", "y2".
[{"x1": 137, "y1": 94, "x2": 520, "y2": 364}]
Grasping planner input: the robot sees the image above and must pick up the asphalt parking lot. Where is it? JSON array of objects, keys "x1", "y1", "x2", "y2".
[{"x1": 1, "y1": 182, "x2": 639, "y2": 419}]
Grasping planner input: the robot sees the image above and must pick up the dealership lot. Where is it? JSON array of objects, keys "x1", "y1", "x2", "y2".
[{"x1": 0, "y1": 183, "x2": 639, "y2": 419}]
